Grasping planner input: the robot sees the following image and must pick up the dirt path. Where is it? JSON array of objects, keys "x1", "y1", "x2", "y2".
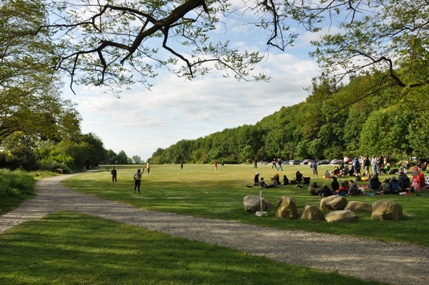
[{"x1": 1, "y1": 174, "x2": 428, "y2": 285}]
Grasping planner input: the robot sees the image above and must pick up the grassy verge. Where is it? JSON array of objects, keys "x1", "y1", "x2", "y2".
[
  {"x1": 62, "y1": 164, "x2": 429, "y2": 247},
  {"x1": 0, "y1": 169, "x2": 58, "y2": 214},
  {"x1": 0, "y1": 211, "x2": 386, "y2": 285}
]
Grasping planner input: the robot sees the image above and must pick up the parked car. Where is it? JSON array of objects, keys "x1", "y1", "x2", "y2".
[
  {"x1": 301, "y1": 159, "x2": 314, "y2": 165},
  {"x1": 317, "y1": 160, "x2": 330, "y2": 165},
  {"x1": 330, "y1": 159, "x2": 344, "y2": 165},
  {"x1": 288, "y1": 160, "x2": 302, "y2": 165}
]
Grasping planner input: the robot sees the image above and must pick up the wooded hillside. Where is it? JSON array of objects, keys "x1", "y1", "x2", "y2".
[{"x1": 150, "y1": 73, "x2": 429, "y2": 164}]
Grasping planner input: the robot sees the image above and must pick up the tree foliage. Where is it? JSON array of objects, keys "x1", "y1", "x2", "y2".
[
  {"x1": 151, "y1": 69, "x2": 429, "y2": 163},
  {"x1": 0, "y1": 0, "x2": 82, "y2": 144},
  {"x1": 310, "y1": 0, "x2": 429, "y2": 103},
  {"x1": 41, "y1": 0, "x2": 429, "y2": 101}
]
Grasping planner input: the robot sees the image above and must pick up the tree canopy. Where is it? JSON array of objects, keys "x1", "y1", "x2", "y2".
[
  {"x1": 0, "y1": 0, "x2": 81, "y2": 144},
  {"x1": 41, "y1": 0, "x2": 429, "y2": 101}
]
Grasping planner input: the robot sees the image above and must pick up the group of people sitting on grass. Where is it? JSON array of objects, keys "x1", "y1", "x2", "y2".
[
  {"x1": 368, "y1": 170, "x2": 426, "y2": 194},
  {"x1": 327, "y1": 165, "x2": 355, "y2": 178},
  {"x1": 307, "y1": 177, "x2": 363, "y2": 197},
  {"x1": 253, "y1": 172, "x2": 290, "y2": 188}
]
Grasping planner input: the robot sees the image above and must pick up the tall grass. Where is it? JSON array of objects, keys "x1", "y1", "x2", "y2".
[
  {"x1": 0, "y1": 169, "x2": 58, "y2": 214},
  {"x1": 0, "y1": 169, "x2": 35, "y2": 213},
  {"x1": 63, "y1": 164, "x2": 429, "y2": 247}
]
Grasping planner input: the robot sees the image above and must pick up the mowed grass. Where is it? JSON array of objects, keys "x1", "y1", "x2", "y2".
[
  {"x1": 62, "y1": 164, "x2": 429, "y2": 247},
  {"x1": 0, "y1": 211, "x2": 386, "y2": 285}
]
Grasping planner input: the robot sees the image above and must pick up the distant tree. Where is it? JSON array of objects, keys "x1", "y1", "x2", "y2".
[
  {"x1": 132, "y1": 155, "x2": 143, "y2": 164},
  {"x1": 116, "y1": 150, "x2": 129, "y2": 164},
  {"x1": 79, "y1": 133, "x2": 107, "y2": 168},
  {"x1": 106, "y1": 149, "x2": 118, "y2": 164}
]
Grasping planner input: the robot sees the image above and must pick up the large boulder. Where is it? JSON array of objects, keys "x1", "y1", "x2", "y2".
[
  {"x1": 276, "y1": 196, "x2": 297, "y2": 219},
  {"x1": 320, "y1": 196, "x2": 348, "y2": 211},
  {"x1": 243, "y1": 195, "x2": 273, "y2": 212},
  {"x1": 345, "y1": 201, "x2": 372, "y2": 213},
  {"x1": 371, "y1": 199, "x2": 403, "y2": 221},
  {"x1": 299, "y1": 204, "x2": 325, "y2": 221},
  {"x1": 325, "y1": 210, "x2": 359, "y2": 223}
]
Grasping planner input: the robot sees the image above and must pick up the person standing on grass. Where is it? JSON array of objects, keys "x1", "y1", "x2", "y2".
[
  {"x1": 214, "y1": 160, "x2": 218, "y2": 171},
  {"x1": 363, "y1": 155, "x2": 370, "y2": 177},
  {"x1": 311, "y1": 161, "x2": 318, "y2": 179},
  {"x1": 271, "y1": 158, "x2": 277, "y2": 169},
  {"x1": 277, "y1": 158, "x2": 283, "y2": 171},
  {"x1": 133, "y1": 169, "x2": 143, "y2": 193},
  {"x1": 110, "y1": 167, "x2": 117, "y2": 184},
  {"x1": 353, "y1": 157, "x2": 361, "y2": 176},
  {"x1": 146, "y1": 161, "x2": 151, "y2": 175}
]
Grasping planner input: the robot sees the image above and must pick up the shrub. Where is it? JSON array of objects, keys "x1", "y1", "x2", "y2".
[{"x1": 0, "y1": 169, "x2": 35, "y2": 213}]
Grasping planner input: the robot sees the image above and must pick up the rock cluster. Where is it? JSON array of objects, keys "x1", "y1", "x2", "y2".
[{"x1": 243, "y1": 195, "x2": 403, "y2": 222}]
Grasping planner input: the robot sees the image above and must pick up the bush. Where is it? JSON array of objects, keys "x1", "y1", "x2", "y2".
[
  {"x1": 0, "y1": 147, "x2": 39, "y2": 170},
  {"x1": 0, "y1": 169, "x2": 36, "y2": 213},
  {"x1": 38, "y1": 159, "x2": 72, "y2": 174}
]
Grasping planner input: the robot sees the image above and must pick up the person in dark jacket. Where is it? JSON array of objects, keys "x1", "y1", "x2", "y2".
[
  {"x1": 320, "y1": 184, "x2": 333, "y2": 197},
  {"x1": 283, "y1": 175, "x2": 289, "y2": 185},
  {"x1": 398, "y1": 172, "x2": 411, "y2": 191},
  {"x1": 331, "y1": 177, "x2": 339, "y2": 193},
  {"x1": 253, "y1": 172, "x2": 260, "y2": 186},
  {"x1": 369, "y1": 174, "x2": 381, "y2": 192},
  {"x1": 348, "y1": 180, "x2": 362, "y2": 196}
]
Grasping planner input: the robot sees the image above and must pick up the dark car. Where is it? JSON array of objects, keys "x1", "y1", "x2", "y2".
[
  {"x1": 288, "y1": 160, "x2": 302, "y2": 165},
  {"x1": 301, "y1": 159, "x2": 314, "y2": 165},
  {"x1": 330, "y1": 159, "x2": 344, "y2": 165},
  {"x1": 317, "y1": 160, "x2": 330, "y2": 165}
]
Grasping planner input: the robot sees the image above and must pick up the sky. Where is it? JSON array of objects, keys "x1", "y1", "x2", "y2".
[{"x1": 60, "y1": 3, "x2": 324, "y2": 161}]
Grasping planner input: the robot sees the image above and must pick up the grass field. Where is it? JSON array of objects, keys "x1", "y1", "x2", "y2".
[
  {"x1": 1, "y1": 164, "x2": 421, "y2": 284},
  {"x1": 0, "y1": 211, "x2": 386, "y2": 285},
  {"x1": 62, "y1": 163, "x2": 429, "y2": 247}
]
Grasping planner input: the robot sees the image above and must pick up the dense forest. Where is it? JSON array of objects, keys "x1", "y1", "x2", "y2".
[{"x1": 150, "y1": 72, "x2": 429, "y2": 164}]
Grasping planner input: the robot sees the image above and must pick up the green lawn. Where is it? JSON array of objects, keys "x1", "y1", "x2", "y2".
[
  {"x1": 62, "y1": 164, "x2": 429, "y2": 247},
  {"x1": 0, "y1": 211, "x2": 386, "y2": 285}
]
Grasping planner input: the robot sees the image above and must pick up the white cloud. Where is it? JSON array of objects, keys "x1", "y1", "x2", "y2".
[
  {"x1": 58, "y1": 1, "x2": 327, "y2": 161},
  {"x1": 63, "y1": 52, "x2": 320, "y2": 160}
]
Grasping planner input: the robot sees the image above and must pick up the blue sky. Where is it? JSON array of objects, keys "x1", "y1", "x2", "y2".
[{"x1": 61, "y1": 3, "x2": 324, "y2": 161}]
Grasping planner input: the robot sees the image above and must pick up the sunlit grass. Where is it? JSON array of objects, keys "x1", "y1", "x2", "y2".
[
  {"x1": 62, "y1": 164, "x2": 429, "y2": 247},
  {"x1": 0, "y1": 211, "x2": 386, "y2": 285}
]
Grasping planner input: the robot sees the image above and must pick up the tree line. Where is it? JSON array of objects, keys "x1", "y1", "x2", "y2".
[{"x1": 150, "y1": 72, "x2": 429, "y2": 164}]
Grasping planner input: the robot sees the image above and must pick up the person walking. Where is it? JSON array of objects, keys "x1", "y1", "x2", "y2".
[{"x1": 133, "y1": 169, "x2": 143, "y2": 193}]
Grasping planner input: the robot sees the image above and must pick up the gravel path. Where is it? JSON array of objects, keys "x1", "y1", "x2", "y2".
[{"x1": 1, "y1": 174, "x2": 429, "y2": 285}]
